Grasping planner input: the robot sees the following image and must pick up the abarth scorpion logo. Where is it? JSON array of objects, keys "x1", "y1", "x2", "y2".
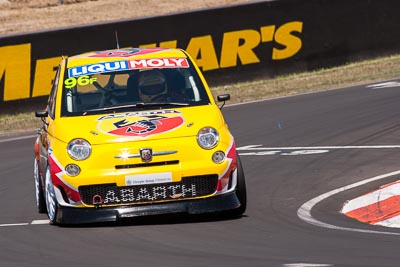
[
  {"x1": 140, "y1": 148, "x2": 153, "y2": 163},
  {"x1": 97, "y1": 111, "x2": 185, "y2": 138}
]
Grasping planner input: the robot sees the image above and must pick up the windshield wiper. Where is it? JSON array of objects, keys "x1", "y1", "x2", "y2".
[
  {"x1": 135, "y1": 102, "x2": 189, "y2": 107},
  {"x1": 82, "y1": 104, "x2": 141, "y2": 114},
  {"x1": 82, "y1": 102, "x2": 189, "y2": 114}
]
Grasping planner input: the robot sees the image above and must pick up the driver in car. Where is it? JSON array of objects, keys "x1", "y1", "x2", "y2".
[{"x1": 138, "y1": 70, "x2": 169, "y2": 102}]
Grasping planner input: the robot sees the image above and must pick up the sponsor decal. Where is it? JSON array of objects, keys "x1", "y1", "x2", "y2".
[
  {"x1": 97, "y1": 109, "x2": 180, "y2": 120},
  {"x1": 97, "y1": 110, "x2": 184, "y2": 137},
  {"x1": 125, "y1": 172, "x2": 173, "y2": 186},
  {"x1": 129, "y1": 58, "x2": 189, "y2": 69},
  {"x1": 89, "y1": 48, "x2": 167, "y2": 58},
  {"x1": 67, "y1": 58, "x2": 189, "y2": 78},
  {"x1": 103, "y1": 183, "x2": 196, "y2": 203},
  {"x1": 64, "y1": 75, "x2": 97, "y2": 88},
  {"x1": 0, "y1": 21, "x2": 303, "y2": 101},
  {"x1": 68, "y1": 61, "x2": 129, "y2": 77}
]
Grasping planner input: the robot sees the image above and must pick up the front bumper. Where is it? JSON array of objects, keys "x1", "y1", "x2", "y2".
[{"x1": 55, "y1": 192, "x2": 241, "y2": 224}]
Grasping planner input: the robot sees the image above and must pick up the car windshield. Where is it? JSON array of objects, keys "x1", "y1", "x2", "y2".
[{"x1": 61, "y1": 59, "x2": 210, "y2": 116}]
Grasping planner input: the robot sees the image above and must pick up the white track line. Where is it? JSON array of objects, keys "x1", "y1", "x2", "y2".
[
  {"x1": 297, "y1": 170, "x2": 400, "y2": 236},
  {"x1": 31, "y1": 220, "x2": 50, "y2": 225},
  {"x1": 0, "y1": 223, "x2": 29, "y2": 227},
  {"x1": 283, "y1": 264, "x2": 333, "y2": 267},
  {"x1": 0, "y1": 220, "x2": 49, "y2": 227},
  {"x1": 0, "y1": 134, "x2": 36, "y2": 143},
  {"x1": 237, "y1": 145, "x2": 400, "y2": 150}
]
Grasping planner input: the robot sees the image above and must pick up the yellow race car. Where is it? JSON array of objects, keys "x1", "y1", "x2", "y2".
[{"x1": 34, "y1": 47, "x2": 246, "y2": 225}]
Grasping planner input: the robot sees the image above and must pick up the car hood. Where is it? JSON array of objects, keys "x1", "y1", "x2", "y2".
[{"x1": 53, "y1": 105, "x2": 226, "y2": 145}]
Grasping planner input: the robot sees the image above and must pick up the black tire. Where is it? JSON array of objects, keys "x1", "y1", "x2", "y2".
[
  {"x1": 34, "y1": 158, "x2": 46, "y2": 213},
  {"x1": 44, "y1": 165, "x2": 59, "y2": 225},
  {"x1": 233, "y1": 154, "x2": 247, "y2": 216},
  {"x1": 221, "y1": 154, "x2": 247, "y2": 219}
]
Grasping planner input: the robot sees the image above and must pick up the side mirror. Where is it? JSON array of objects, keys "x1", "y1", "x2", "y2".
[
  {"x1": 35, "y1": 110, "x2": 49, "y2": 126},
  {"x1": 217, "y1": 94, "x2": 230, "y2": 109},
  {"x1": 35, "y1": 110, "x2": 48, "y2": 118}
]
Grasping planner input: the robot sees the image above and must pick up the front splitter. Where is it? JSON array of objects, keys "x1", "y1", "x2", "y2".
[{"x1": 56, "y1": 192, "x2": 240, "y2": 225}]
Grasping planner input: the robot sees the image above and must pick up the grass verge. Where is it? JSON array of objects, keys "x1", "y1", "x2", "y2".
[{"x1": 1, "y1": 54, "x2": 400, "y2": 135}]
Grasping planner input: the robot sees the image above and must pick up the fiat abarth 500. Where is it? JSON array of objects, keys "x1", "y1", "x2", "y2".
[{"x1": 34, "y1": 47, "x2": 246, "y2": 225}]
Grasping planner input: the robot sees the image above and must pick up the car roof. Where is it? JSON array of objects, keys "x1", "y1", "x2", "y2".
[{"x1": 66, "y1": 48, "x2": 188, "y2": 68}]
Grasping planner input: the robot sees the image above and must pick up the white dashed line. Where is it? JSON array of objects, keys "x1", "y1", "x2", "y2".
[
  {"x1": 0, "y1": 223, "x2": 30, "y2": 227},
  {"x1": 283, "y1": 264, "x2": 333, "y2": 267},
  {"x1": 237, "y1": 144, "x2": 400, "y2": 150},
  {"x1": 0, "y1": 220, "x2": 49, "y2": 227},
  {"x1": 367, "y1": 81, "x2": 400, "y2": 89},
  {"x1": 237, "y1": 144, "x2": 400, "y2": 157},
  {"x1": 31, "y1": 220, "x2": 50, "y2": 225},
  {"x1": 0, "y1": 134, "x2": 36, "y2": 143}
]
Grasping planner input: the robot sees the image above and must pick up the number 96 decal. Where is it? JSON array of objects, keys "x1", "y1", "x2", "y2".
[{"x1": 64, "y1": 75, "x2": 97, "y2": 89}]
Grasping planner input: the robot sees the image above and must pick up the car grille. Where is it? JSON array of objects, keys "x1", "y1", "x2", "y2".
[{"x1": 78, "y1": 175, "x2": 219, "y2": 206}]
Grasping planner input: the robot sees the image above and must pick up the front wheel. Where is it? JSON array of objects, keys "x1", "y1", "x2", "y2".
[
  {"x1": 233, "y1": 154, "x2": 247, "y2": 216},
  {"x1": 34, "y1": 158, "x2": 46, "y2": 213},
  {"x1": 45, "y1": 166, "x2": 59, "y2": 225},
  {"x1": 222, "y1": 154, "x2": 247, "y2": 218}
]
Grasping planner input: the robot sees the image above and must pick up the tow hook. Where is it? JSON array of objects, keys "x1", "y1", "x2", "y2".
[{"x1": 92, "y1": 195, "x2": 103, "y2": 207}]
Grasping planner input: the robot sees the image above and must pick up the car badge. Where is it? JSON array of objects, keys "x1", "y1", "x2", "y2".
[{"x1": 140, "y1": 148, "x2": 153, "y2": 162}]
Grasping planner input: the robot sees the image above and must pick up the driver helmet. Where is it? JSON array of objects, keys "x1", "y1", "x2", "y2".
[{"x1": 138, "y1": 70, "x2": 167, "y2": 101}]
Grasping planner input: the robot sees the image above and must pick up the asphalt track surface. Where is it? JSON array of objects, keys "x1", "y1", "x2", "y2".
[{"x1": 2, "y1": 80, "x2": 400, "y2": 266}]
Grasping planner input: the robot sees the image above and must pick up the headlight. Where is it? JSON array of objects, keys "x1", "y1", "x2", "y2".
[
  {"x1": 197, "y1": 127, "x2": 219, "y2": 149},
  {"x1": 67, "y1": 139, "x2": 91, "y2": 160}
]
